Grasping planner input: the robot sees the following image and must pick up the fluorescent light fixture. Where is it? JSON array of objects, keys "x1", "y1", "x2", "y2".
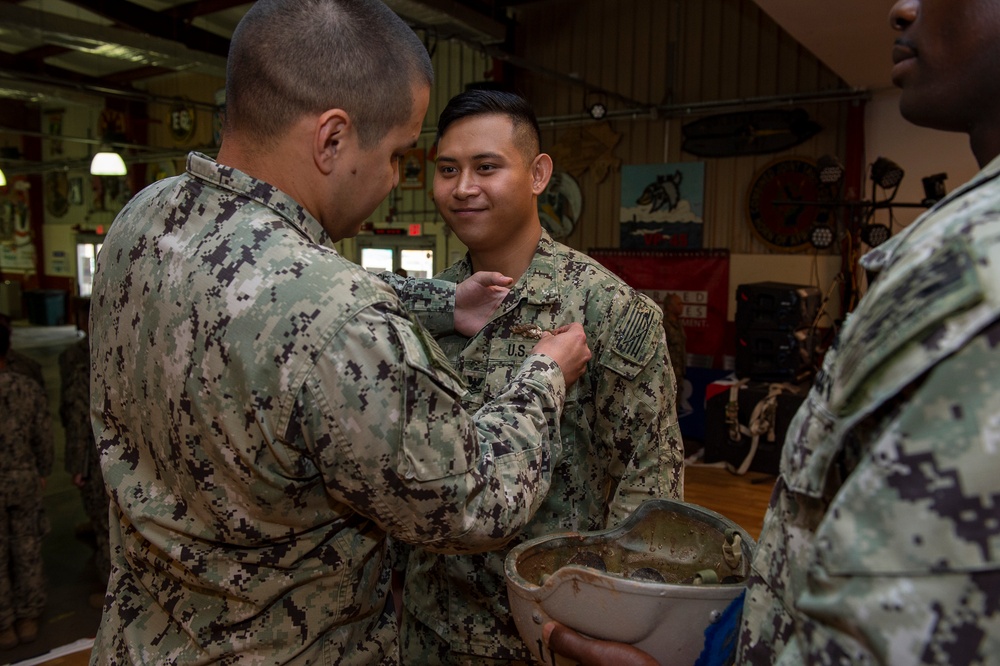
[
  {"x1": 0, "y1": 168, "x2": 6, "y2": 187},
  {"x1": 91, "y1": 150, "x2": 127, "y2": 176}
]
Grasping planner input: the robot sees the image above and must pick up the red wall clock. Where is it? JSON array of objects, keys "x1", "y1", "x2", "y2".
[{"x1": 746, "y1": 158, "x2": 821, "y2": 252}]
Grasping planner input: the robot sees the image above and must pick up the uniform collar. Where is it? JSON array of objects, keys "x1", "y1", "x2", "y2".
[
  {"x1": 516, "y1": 230, "x2": 562, "y2": 306},
  {"x1": 446, "y1": 229, "x2": 562, "y2": 307},
  {"x1": 186, "y1": 152, "x2": 332, "y2": 247}
]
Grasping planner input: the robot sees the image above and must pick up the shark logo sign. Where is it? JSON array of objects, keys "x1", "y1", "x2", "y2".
[{"x1": 620, "y1": 162, "x2": 704, "y2": 249}]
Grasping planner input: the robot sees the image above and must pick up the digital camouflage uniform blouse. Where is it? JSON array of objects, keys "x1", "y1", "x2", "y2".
[
  {"x1": 89, "y1": 153, "x2": 571, "y2": 665},
  {"x1": 404, "y1": 231, "x2": 684, "y2": 660},
  {"x1": 738, "y1": 155, "x2": 1000, "y2": 663}
]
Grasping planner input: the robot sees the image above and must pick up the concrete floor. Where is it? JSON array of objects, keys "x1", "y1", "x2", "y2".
[{"x1": 3, "y1": 325, "x2": 104, "y2": 665}]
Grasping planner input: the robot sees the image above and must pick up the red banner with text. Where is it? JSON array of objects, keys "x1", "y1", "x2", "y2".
[{"x1": 589, "y1": 249, "x2": 731, "y2": 368}]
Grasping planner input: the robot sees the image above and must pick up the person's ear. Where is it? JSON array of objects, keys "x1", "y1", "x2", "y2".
[
  {"x1": 531, "y1": 153, "x2": 553, "y2": 195},
  {"x1": 314, "y1": 109, "x2": 351, "y2": 175}
]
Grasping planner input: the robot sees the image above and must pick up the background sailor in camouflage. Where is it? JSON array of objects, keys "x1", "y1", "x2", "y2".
[
  {"x1": 0, "y1": 320, "x2": 53, "y2": 649},
  {"x1": 661, "y1": 293, "x2": 688, "y2": 385},
  {"x1": 88, "y1": 1, "x2": 591, "y2": 664},
  {"x1": 58, "y1": 298, "x2": 110, "y2": 592},
  {"x1": 401, "y1": 90, "x2": 683, "y2": 665},
  {"x1": 544, "y1": 0, "x2": 1000, "y2": 663}
]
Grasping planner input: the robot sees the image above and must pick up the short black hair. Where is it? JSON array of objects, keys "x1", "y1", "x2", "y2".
[
  {"x1": 437, "y1": 89, "x2": 541, "y2": 161},
  {"x1": 225, "y1": 0, "x2": 434, "y2": 150}
]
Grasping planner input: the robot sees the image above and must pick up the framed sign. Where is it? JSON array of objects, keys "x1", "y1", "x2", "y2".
[
  {"x1": 400, "y1": 148, "x2": 425, "y2": 190},
  {"x1": 746, "y1": 158, "x2": 821, "y2": 252},
  {"x1": 169, "y1": 100, "x2": 197, "y2": 144},
  {"x1": 620, "y1": 162, "x2": 705, "y2": 249},
  {"x1": 539, "y1": 171, "x2": 582, "y2": 239}
]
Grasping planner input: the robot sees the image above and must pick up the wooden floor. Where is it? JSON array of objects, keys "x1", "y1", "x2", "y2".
[
  {"x1": 22, "y1": 464, "x2": 775, "y2": 666},
  {"x1": 683, "y1": 463, "x2": 776, "y2": 540}
]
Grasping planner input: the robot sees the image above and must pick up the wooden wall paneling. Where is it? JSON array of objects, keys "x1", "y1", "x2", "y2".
[
  {"x1": 600, "y1": 0, "x2": 622, "y2": 109},
  {"x1": 699, "y1": 0, "x2": 724, "y2": 103},
  {"x1": 624, "y1": 0, "x2": 644, "y2": 105},
  {"x1": 737, "y1": 2, "x2": 761, "y2": 99},
  {"x1": 604, "y1": 0, "x2": 628, "y2": 253},
  {"x1": 558, "y1": 0, "x2": 585, "y2": 98},
  {"x1": 428, "y1": 37, "x2": 450, "y2": 122},
  {"x1": 434, "y1": 38, "x2": 462, "y2": 119},
  {"x1": 599, "y1": 165, "x2": 615, "y2": 249},
  {"x1": 797, "y1": 47, "x2": 821, "y2": 92},
  {"x1": 579, "y1": 173, "x2": 594, "y2": 252},
  {"x1": 666, "y1": 115, "x2": 683, "y2": 163},
  {"x1": 744, "y1": 152, "x2": 774, "y2": 254},
  {"x1": 560, "y1": 4, "x2": 588, "y2": 242},
  {"x1": 595, "y1": 146, "x2": 622, "y2": 249},
  {"x1": 521, "y1": 23, "x2": 546, "y2": 114},
  {"x1": 775, "y1": 29, "x2": 802, "y2": 94},
  {"x1": 563, "y1": 3, "x2": 603, "y2": 250},
  {"x1": 736, "y1": 158, "x2": 751, "y2": 250},
  {"x1": 648, "y1": 0, "x2": 672, "y2": 108},
  {"x1": 756, "y1": 13, "x2": 780, "y2": 96},
  {"x1": 628, "y1": 1, "x2": 653, "y2": 167},
  {"x1": 703, "y1": 158, "x2": 733, "y2": 247},
  {"x1": 679, "y1": 0, "x2": 704, "y2": 105},
  {"x1": 718, "y1": 0, "x2": 742, "y2": 100}
]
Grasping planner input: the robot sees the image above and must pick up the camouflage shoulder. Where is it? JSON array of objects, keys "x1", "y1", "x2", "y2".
[
  {"x1": 831, "y1": 231, "x2": 999, "y2": 412},
  {"x1": 601, "y1": 292, "x2": 664, "y2": 378}
]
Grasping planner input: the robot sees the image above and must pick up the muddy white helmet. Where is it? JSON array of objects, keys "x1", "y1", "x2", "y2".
[{"x1": 504, "y1": 499, "x2": 755, "y2": 665}]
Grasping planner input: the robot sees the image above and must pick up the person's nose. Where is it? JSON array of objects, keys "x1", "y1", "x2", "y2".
[
  {"x1": 890, "y1": 0, "x2": 917, "y2": 31},
  {"x1": 453, "y1": 171, "x2": 479, "y2": 199}
]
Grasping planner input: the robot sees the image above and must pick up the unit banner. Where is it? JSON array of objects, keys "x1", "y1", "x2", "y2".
[{"x1": 589, "y1": 248, "x2": 730, "y2": 368}]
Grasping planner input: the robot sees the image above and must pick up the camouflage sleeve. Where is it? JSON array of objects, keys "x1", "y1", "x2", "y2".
[
  {"x1": 30, "y1": 381, "x2": 54, "y2": 478},
  {"x1": 300, "y1": 301, "x2": 567, "y2": 554},
  {"x1": 773, "y1": 325, "x2": 1000, "y2": 664},
  {"x1": 599, "y1": 292, "x2": 684, "y2": 528},
  {"x1": 378, "y1": 272, "x2": 456, "y2": 336}
]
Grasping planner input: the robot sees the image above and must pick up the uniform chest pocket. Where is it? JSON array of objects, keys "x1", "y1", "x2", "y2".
[
  {"x1": 478, "y1": 337, "x2": 540, "y2": 397},
  {"x1": 389, "y1": 313, "x2": 475, "y2": 482},
  {"x1": 478, "y1": 337, "x2": 580, "y2": 405}
]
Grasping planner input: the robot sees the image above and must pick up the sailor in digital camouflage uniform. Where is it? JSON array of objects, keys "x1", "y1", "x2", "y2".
[
  {"x1": 59, "y1": 299, "x2": 110, "y2": 589},
  {"x1": 0, "y1": 319, "x2": 53, "y2": 648},
  {"x1": 543, "y1": 1, "x2": 1000, "y2": 664},
  {"x1": 739, "y1": 1, "x2": 1000, "y2": 662},
  {"x1": 87, "y1": 2, "x2": 592, "y2": 664},
  {"x1": 400, "y1": 89, "x2": 684, "y2": 665}
]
